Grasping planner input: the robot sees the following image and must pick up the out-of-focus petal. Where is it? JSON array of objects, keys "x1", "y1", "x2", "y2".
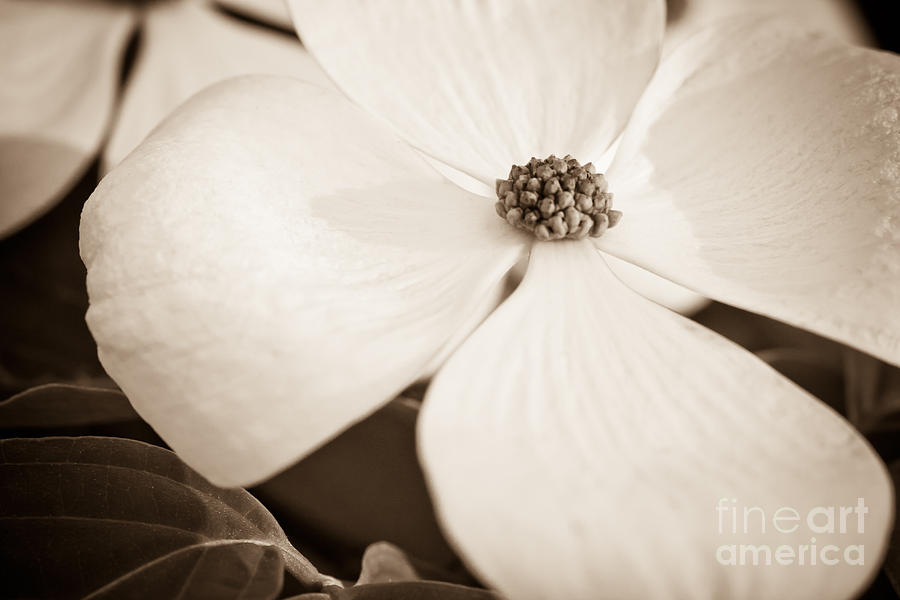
[
  {"x1": 102, "y1": 0, "x2": 328, "y2": 172},
  {"x1": 213, "y1": 0, "x2": 293, "y2": 31},
  {"x1": 289, "y1": 0, "x2": 664, "y2": 184},
  {"x1": 81, "y1": 76, "x2": 525, "y2": 487},
  {"x1": 0, "y1": 0, "x2": 134, "y2": 237},
  {"x1": 600, "y1": 16, "x2": 900, "y2": 366},
  {"x1": 419, "y1": 240, "x2": 892, "y2": 600}
]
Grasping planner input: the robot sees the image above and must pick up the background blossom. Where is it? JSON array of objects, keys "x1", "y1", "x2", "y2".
[{"x1": 0, "y1": 0, "x2": 326, "y2": 238}]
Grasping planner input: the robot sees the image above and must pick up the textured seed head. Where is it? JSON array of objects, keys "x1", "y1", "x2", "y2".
[{"x1": 494, "y1": 154, "x2": 621, "y2": 241}]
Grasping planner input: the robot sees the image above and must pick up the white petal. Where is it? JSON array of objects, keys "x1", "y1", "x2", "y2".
[
  {"x1": 213, "y1": 0, "x2": 293, "y2": 31},
  {"x1": 420, "y1": 241, "x2": 892, "y2": 600},
  {"x1": 605, "y1": 254, "x2": 709, "y2": 315},
  {"x1": 0, "y1": 0, "x2": 133, "y2": 237},
  {"x1": 81, "y1": 76, "x2": 525, "y2": 487},
  {"x1": 599, "y1": 16, "x2": 900, "y2": 366},
  {"x1": 289, "y1": 0, "x2": 664, "y2": 184},
  {"x1": 102, "y1": 1, "x2": 328, "y2": 173}
]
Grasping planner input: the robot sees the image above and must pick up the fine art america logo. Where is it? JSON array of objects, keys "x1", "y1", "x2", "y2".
[{"x1": 715, "y1": 498, "x2": 869, "y2": 567}]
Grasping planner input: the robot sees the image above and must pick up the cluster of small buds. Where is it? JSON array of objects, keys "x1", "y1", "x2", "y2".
[{"x1": 495, "y1": 154, "x2": 622, "y2": 241}]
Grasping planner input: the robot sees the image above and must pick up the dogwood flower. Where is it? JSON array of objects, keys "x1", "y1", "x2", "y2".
[
  {"x1": 80, "y1": 1, "x2": 900, "y2": 598},
  {"x1": 0, "y1": 0, "x2": 324, "y2": 238}
]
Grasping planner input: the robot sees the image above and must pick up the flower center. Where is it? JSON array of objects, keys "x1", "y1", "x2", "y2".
[{"x1": 495, "y1": 155, "x2": 622, "y2": 241}]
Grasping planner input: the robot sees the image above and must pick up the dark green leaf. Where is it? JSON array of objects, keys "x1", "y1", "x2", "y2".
[
  {"x1": 357, "y1": 542, "x2": 419, "y2": 585},
  {"x1": 0, "y1": 387, "x2": 468, "y2": 590},
  {"x1": 86, "y1": 541, "x2": 284, "y2": 600},
  {"x1": 352, "y1": 540, "x2": 472, "y2": 589},
  {"x1": 1, "y1": 436, "x2": 331, "y2": 598},
  {"x1": 288, "y1": 581, "x2": 499, "y2": 600},
  {"x1": 0, "y1": 383, "x2": 135, "y2": 427},
  {"x1": 0, "y1": 383, "x2": 161, "y2": 445}
]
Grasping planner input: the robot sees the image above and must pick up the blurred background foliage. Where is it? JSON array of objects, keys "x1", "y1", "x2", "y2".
[{"x1": 1, "y1": 0, "x2": 899, "y2": 598}]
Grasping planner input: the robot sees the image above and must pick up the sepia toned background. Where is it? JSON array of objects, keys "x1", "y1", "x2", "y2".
[{"x1": 1, "y1": 1, "x2": 899, "y2": 598}]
